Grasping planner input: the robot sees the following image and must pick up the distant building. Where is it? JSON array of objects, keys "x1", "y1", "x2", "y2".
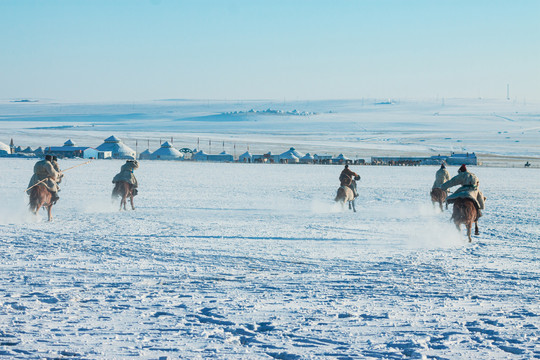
[
  {"x1": 150, "y1": 141, "x2": 183, "y2": 160},
  {"x1": 446, "y1": 152, "x2": 478, "y2": 165},
  {"x1": 191, "y1": 150, "x2": 209, "y2": 161},
  {"x1": 239, "y1": 151, "x2": 253, "y2": 163},
  {"x1": 0, "y1": 141, "x2": 10, "y2": 156},
  {"x1": 46, "y1": 139, "x2": 105, "y2": 159},
  {"x1": 279, "y1": 153, "x2": 299, "y2": 164},
  {"x1": 333, "y1": 153, "x2": 351, "y2": 165},
  {"x1": 96, "y1": 135, "x2": 136, "y2": 159},
  {"x1": 21, "y1": 146, "x2": 34, "y2": 154},
  {"x1": 138, "y1": 149, "x2": 152, "y2": 160},
  {"x1": 207, "y1": 151, "x2": 234, "y2": 162},
  {"x1": 314, "y1": 154, "x2": 333, "y2": 164},
  {"x1": 253, "y1": 151, "x2": 280, "y2": 163},
  {"x1": 279, "y1": 147, "x2": 304, "y2": 162},
  {"x1": 300, "y1": 153, "x2": 314, "y2": 164}
]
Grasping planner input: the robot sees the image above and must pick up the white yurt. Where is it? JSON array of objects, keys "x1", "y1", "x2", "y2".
[
  {"x1": 191, "y1": 150, "x2": 209, "y2": 161},
  {"x1": 150, "y1": 141, "x2": 183, "y2": 160},
  {"x1": 333, "y1": 153, "x2": 351, "y2": 164},
  {"x1": 239, "y1": 151, "x2": 252, "y2": 163},
  {"x1": 96, "y1": 135, "x2": 136, "y2": 159},
  {"x1": 279, "y1": 152, "x2": 299, "y2": 163},
  {"x1": 138, "y1": 149, "x2": 152, "y2": 160},
  {"x1": 300, "y1": 153, "x2": 314, "y2": 164},
  {"x1": 280, "y1": 147, "x2": 304, "y2": 161}
]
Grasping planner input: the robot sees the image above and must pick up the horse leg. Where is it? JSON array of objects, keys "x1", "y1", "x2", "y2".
[
  {"x1": 474, "y1": 221, "x2": 479, "y2": 235},
  {"x1": 36, "y1": 199, "x2": 45, "y2": 216},
  {"x1": 351, "y1": 200, "x2": 356, "y2": 213},
  {"x1": 47, "y1": 204, "x2": 52, "y2": 222},
  {"x1": 119, "y1": 195, "x2": 125, "y2": 211},
  {"x1": 439, "y1": 201, "x2": 443, "y2": 212},
  {"x1": 467, "y1": 223, "x2": 472, "y2": 242},
  {"x1": 130, "y1": 193, "x2": 135, "y2": 210}
]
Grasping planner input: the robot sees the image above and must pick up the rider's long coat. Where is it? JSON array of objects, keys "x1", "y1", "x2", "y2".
[
  {"x1": 112, "y1": 162, "x2": 138, "y2": 188},
  {"x1": 441, "y1": 171, "x2": 485, "y2": 209},
  {"x1": 432, "y1": 167, "x2": 450, "y2": 189},
  {"x1": 27, "y1": 160, "x2": 59, "y2": 194}
]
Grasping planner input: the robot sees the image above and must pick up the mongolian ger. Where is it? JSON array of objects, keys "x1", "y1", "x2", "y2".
[
  {"x1": 430, "y1": 163, "x2": 450, "y2": 211},
  {"x1": 441, "y1": 164, "x2": 486, "y2": 241},
  {"x1": 112, "y1": 160, "x2": 139, "y2": 211},
  {"x1": 27, "y1": 155, "x2": 61, "y2": 221}
]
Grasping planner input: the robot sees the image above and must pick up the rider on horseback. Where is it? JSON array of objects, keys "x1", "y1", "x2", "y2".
[
  {"x1": 112, "y1": 160, "x2": 139, "y2": 195},
  {"x1": 432, "y1": 163, "x2": 450, "y2": 192},
  {"x1": 51, "y1": 156, "x2": 64, "y2": 184},
  {"x1": 339, "y1": 165, "x2": 360, "y2": 198},
  {"x1": 440, "y1": 164, "x2": 485, "y2": 216},
  {"x1": 27, "y1": 154, "x2": 60, "y2": 203}
]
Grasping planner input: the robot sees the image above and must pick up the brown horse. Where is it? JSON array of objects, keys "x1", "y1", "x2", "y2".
[
  {"x1": 335, "y1": 185, "x2": 356, "y2": 212},
  {"x1": 451, "y1": 198, "x2": 479, "y2": 242},
  {"x1": 112, "y1": 181, "x2": 135, "y2": 211},
  {"x1": 29, "y1": 185, "x2": 54, "y2": 221},
  {"x1": 430, "y1": 188, "x2": 448, "y2": 211}
]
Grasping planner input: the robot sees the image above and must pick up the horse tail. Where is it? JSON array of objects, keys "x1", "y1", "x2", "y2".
[
  {"x1": 28, "y1": 187, "x2": 40, "y2": 212},
  {"x1": 335, "y1": 186, "x2": 345, "y2": 202},
  {"x1": 112, "y1": 182, "x2": 123, "y2": 198},
  {"x1": 452, "y1": 198, "x2": 476, "y2": 223}
]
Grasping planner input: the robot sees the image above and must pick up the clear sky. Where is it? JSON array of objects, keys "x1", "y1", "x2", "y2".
[{"x1": 1, "y1": 0, "x2": 539, "y2": 102}]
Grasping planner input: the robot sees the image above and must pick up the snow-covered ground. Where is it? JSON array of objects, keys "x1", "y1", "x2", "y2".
[
  {"x1": 1, "y1": 98, "x2": 539, "y2": 165},
  {"x1": 0, "y1": 159, "x2": 538, "y2": 359}
]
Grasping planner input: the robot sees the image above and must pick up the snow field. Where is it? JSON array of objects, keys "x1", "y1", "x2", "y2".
[{"x1": 0, "y1": 159, "x2": 538, "y2": 359}]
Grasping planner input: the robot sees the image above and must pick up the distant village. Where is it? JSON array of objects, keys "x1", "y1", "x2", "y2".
[{"x1": 0, "y1": 135, "x2": 479, "y2": 166}]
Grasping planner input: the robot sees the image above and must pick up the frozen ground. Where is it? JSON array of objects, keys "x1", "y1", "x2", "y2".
[
  {"x1": 1, "y1": 98, "x2": 539, "y2": 165},
  {"x1": 0, "y1": 159, "x2": 538, "y2": 359}
]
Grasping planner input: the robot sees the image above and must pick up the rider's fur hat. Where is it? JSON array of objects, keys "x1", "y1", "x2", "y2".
[
  {"x1": 458, "y1": 164, "x2": 467, "y2": 172},
  {"x1": 45, "y1": 154, "x2": 52, "y2": 161},
  {"x1": 440, "y1": 162, "x2": 446, "y2": 169}
]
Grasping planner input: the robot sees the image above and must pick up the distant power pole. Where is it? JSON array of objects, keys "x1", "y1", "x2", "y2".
[{"x1": 507, "y1": 84, "x2": 510, "y2": 100}]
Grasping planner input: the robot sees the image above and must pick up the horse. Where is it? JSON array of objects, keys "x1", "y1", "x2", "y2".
[
  {"x1": 29, "y1": 185, "x2": 54, "y2": 221},
  {"x1": 430, "y1": 188, "x2": 448, "y2": 211},
  {"x1": 335, "y1": 184, "x2": 356, "y2": 212},
  {"x1": 451, "y1": 198, "x2": 479, "y2": 242},
  {"x1": 112, "y1": 181, "x2": 136, "y2": 211}
]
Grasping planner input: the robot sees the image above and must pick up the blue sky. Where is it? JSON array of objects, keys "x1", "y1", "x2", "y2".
[{"x1": 1, "y1": 0, "x2": 538, "y2": 102}]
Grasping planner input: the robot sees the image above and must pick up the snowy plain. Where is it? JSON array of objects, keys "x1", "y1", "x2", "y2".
[
  {"x1": 0, "y1": 98, "x2": 539, "y2": 359},
  {"x1": 0, "y1": 158, "x2": 539, "y2": 359}
]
